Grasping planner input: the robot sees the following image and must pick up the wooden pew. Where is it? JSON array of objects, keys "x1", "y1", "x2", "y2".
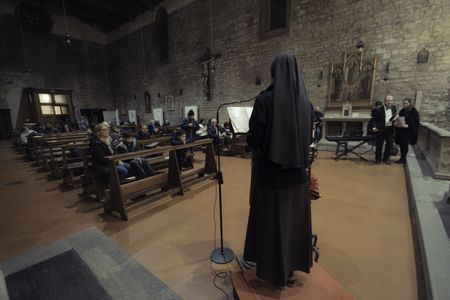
[
  {"x1": 136, "y1": 136, "x2": 171, "y2": 149},
  {"x1": 59, "y1": 142, "x2": 91, "y2": 187},
  {"x1": 32, "y1": 132, "x2": 88, "y2": 163},
  {"x1": 42, "y1": 138, "x2": 88, "y2": 174},
  {"x1": 104, "y1": 139, "x2": 217, "y2": 221},
  {"x1": 80, "y1": 136, "x2": 172, "y2": 200},
  {"x1": 159, "y1": 125, "x2": 180, "y2": 136},
  {"x1": 229, "y1": 133, "x2": 249, "y2": 158}
]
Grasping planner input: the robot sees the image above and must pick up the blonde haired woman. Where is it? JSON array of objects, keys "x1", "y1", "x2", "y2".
[{"x1": 90, "y1": 122, "x2": 130, "y2": 182}]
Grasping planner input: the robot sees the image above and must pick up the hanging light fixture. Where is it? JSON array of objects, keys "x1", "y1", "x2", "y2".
[{"x1": 62, "y1": 0, "x2": 71, "y2": 44}]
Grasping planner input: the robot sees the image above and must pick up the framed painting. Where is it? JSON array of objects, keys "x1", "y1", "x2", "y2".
[
  {"x1": 165, "y1": 95, "x2": 174, "y2": 111},
  {"x1": 327, "y1": 49, "x2": 377, "y2": 109}
]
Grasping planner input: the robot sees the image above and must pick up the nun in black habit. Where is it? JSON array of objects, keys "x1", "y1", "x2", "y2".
[{"x1": 243, "y1": 54, "x2": 314, "y2": 288}]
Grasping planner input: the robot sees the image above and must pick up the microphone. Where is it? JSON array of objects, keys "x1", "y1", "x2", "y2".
[{"x1": 210, "y1": 94, "x2": 257, "y2": 265}]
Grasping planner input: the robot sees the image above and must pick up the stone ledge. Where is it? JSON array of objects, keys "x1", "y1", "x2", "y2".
[
  {"x1": 421, "y1": 122, "x2": 450, "y2": 138},
  {"x1": 405, "y1": 146, "x2": 450, "y2": 300}
]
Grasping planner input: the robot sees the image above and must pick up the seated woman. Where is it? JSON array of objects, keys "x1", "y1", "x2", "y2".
[
  {"x1": 148, "y1": 120, "x2": 160, "y2": 135},
  {"x1": 222, "y1": 121, "x2": 233, "y2": 150},
  {"x1": 20, "y1": 126, "x2": 38, "y2": 146},
  {"x1": 90, "y1": 123, "x2": 131, "y2": 183},
  {"x1": 116, "y1": 132, "x2": 156, "y2": 179},
  {"x1": 196, "y1": 119, "x2": 208, "y2": 140},
  {"x1": 207, "y1": 119, "x2": 225, "y2": 142},
  {"x1": 170, "y1": 129, "x2": 195, "y2": 171},
  {"x1": 59, "y1": 123, "x2": 71, "y2": 133},
  {"x1": 42, "y1": 122, "x2": 60, "y2": 134},
  {"x1": 109, "y1": 124, "x2": 122, "y2": 147},
  {"x1": 20, "y1": 126, "x2": 40, "y2": 159}
]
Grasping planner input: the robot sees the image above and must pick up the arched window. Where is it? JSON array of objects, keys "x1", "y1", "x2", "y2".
[{"x1": 155, "y1": 7, "x2": 169, "y2": 62}]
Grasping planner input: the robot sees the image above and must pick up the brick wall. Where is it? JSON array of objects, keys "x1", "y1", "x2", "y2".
[
  {"x1": 107, "y1": 0, "x2": 450, "y2": 129},
  {"x1": 0, "y1": 13, "x2": 113, "y2": 128},
  {"x1": 2, "y1": 0, "x2": 449, "y2": 129}
]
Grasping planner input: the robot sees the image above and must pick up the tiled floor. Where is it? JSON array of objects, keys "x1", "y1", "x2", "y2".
[{"x1": 0, "y1": 142, "x2": 417, "y2": 300}]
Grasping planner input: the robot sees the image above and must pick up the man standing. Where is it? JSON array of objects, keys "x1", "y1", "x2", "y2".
[
  {"x1": 313, "y1": 105, "x2": 324, "y2": 144},
  {"x1": 181, "y1": 110, "x2": 199, "y2": 140},
  {"x1": 372, "y1": 95, "x2": 397, "y2": 164}
]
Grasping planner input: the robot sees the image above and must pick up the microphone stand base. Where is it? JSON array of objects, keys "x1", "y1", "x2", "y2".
[{"x1": 210, "y1": 247, "x2": 235, "y2": 264}]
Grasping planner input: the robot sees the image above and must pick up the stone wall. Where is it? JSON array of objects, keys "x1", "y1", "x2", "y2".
[
  {"x1": 2, "y1": 0, "x2": 449, "y2": 128},
  {"x1": 417, "y1": 122, "x2": 450, "y2": 180},
  {"x1": 107, "y1": 0, "x2": 450, "y2": 128},
  {"x1": 0, "y1": 13, "x2": 113, "y2": 129}
]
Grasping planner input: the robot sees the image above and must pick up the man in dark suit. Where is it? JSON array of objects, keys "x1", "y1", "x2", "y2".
[{"x1": 372, "y1": 95, "x2": 397, "y2": 165}]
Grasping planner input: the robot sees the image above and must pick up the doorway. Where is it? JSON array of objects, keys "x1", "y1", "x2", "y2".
[
  {"x1": 0, "y1": 109, "x2": 13, "y2": 139},
  {"x1": 80, "y1": 109, "x2": 105, "y2": 125}
]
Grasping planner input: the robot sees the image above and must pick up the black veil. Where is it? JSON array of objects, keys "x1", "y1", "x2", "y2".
[{"x1": 268, "y1": 54, "x2": 313, "y2": 169}]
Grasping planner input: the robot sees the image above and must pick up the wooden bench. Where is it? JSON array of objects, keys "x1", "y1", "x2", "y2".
[
  {"x1": 230, "y1": 133, "x2": 249, "y2": 158},
  {"x1": 32, "y1": 132, "x2": 87, "y2": 157},
  {"x1": 159, "y1": 125, "x2": 180, "y2": 136},
  {"x1": 104, "y1": 139, "x2": 217, "y2": 220},
  {"x1": 31, "y1": 132, "x2": 88, "y2": 165},
  {"x1": 59, "y1": 142, "x2": 91, "y2": 187},
  {"x1": 136, "y1": 136, "x2": 171, "y2": 149},
  {"x1": 43, "y1": 138, "x2": 88, "y2": 174},
  {"x1": 80, "y1": 136, "x2": 173, "y2": 200}
]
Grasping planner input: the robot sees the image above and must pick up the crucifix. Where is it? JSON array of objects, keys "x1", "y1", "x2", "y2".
[{"x1": 196, "y1": 47, "x2": 221, "y2": 100}]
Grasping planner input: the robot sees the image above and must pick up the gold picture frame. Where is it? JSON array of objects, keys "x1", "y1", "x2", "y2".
[{"x1": 327, "y1": 49, "x2": 377, "y2": 109}]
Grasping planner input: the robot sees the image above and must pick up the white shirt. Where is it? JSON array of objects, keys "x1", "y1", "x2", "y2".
[
  {"x1": 20, "y1": 130, "x2": 37, "y2": 144},
  {"x1": 196, "y1": 124, "x2": 208, "y2": 137},
  {"x1": 385, "y1": 106, "x2": 393, "y2": 127}
]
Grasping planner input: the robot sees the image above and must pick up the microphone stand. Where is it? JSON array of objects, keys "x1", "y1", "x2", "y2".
[{"x1": 210, "y1": 97, "x2": 255, "y2": 264}]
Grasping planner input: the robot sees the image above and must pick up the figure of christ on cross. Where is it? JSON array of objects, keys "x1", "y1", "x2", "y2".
[{"x1": 196, "y1": 47, "x2": 221, "y2": 100}]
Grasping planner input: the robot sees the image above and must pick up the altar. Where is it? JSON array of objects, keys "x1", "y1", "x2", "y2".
[{"x1": 322, "y1": 112, "x2": 371, "y2": 137}]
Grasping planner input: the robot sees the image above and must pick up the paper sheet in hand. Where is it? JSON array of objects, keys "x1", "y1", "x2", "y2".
[
  {"x1": 227, "y1": 107, "x2": 253, "y2": 133},
  {"x1": 144, "y1": 142, "x2": 159, "y2": 149},
  {"x1": 395, "y1": 116, "x2": 407, "y2": 128}
]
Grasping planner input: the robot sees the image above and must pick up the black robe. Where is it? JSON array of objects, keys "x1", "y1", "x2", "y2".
[
  {"x1": 395, "y1": 107, "x2": 420, "y2": 145},
  {"x1": 243, "y1": 86, "x2": 314, "y2": 284}
]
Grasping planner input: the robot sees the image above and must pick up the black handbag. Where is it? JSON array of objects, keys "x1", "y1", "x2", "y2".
[{"x1": 390, "y1": 145, "x2": 399, "y2": 156}]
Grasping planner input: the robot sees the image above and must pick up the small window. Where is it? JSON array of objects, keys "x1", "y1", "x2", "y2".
[
  {"x1": 155, "y1": 7, "x2": 170, "y2": 62},
  {"x1": 54, "y1": 106, "x2": 69, "y2": 115},
  {"x1": 39, "y1": 93, "x2": 52, "y2": 103},
  {"x1": 269, "y1": 0, "x2": 286, "y2": 30},
  {"x1": 54, "y1": 94, "x2": 68, "y2": 104},
  {"x1": 54, "y1": 106, "x2": 62, "y2": 115},
  {"x1": 259, "y1": 0, "x2": 291, "y2": 40},
  {"x1": 41, "y1": 105, "x2": 54, "y2": 115}
]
